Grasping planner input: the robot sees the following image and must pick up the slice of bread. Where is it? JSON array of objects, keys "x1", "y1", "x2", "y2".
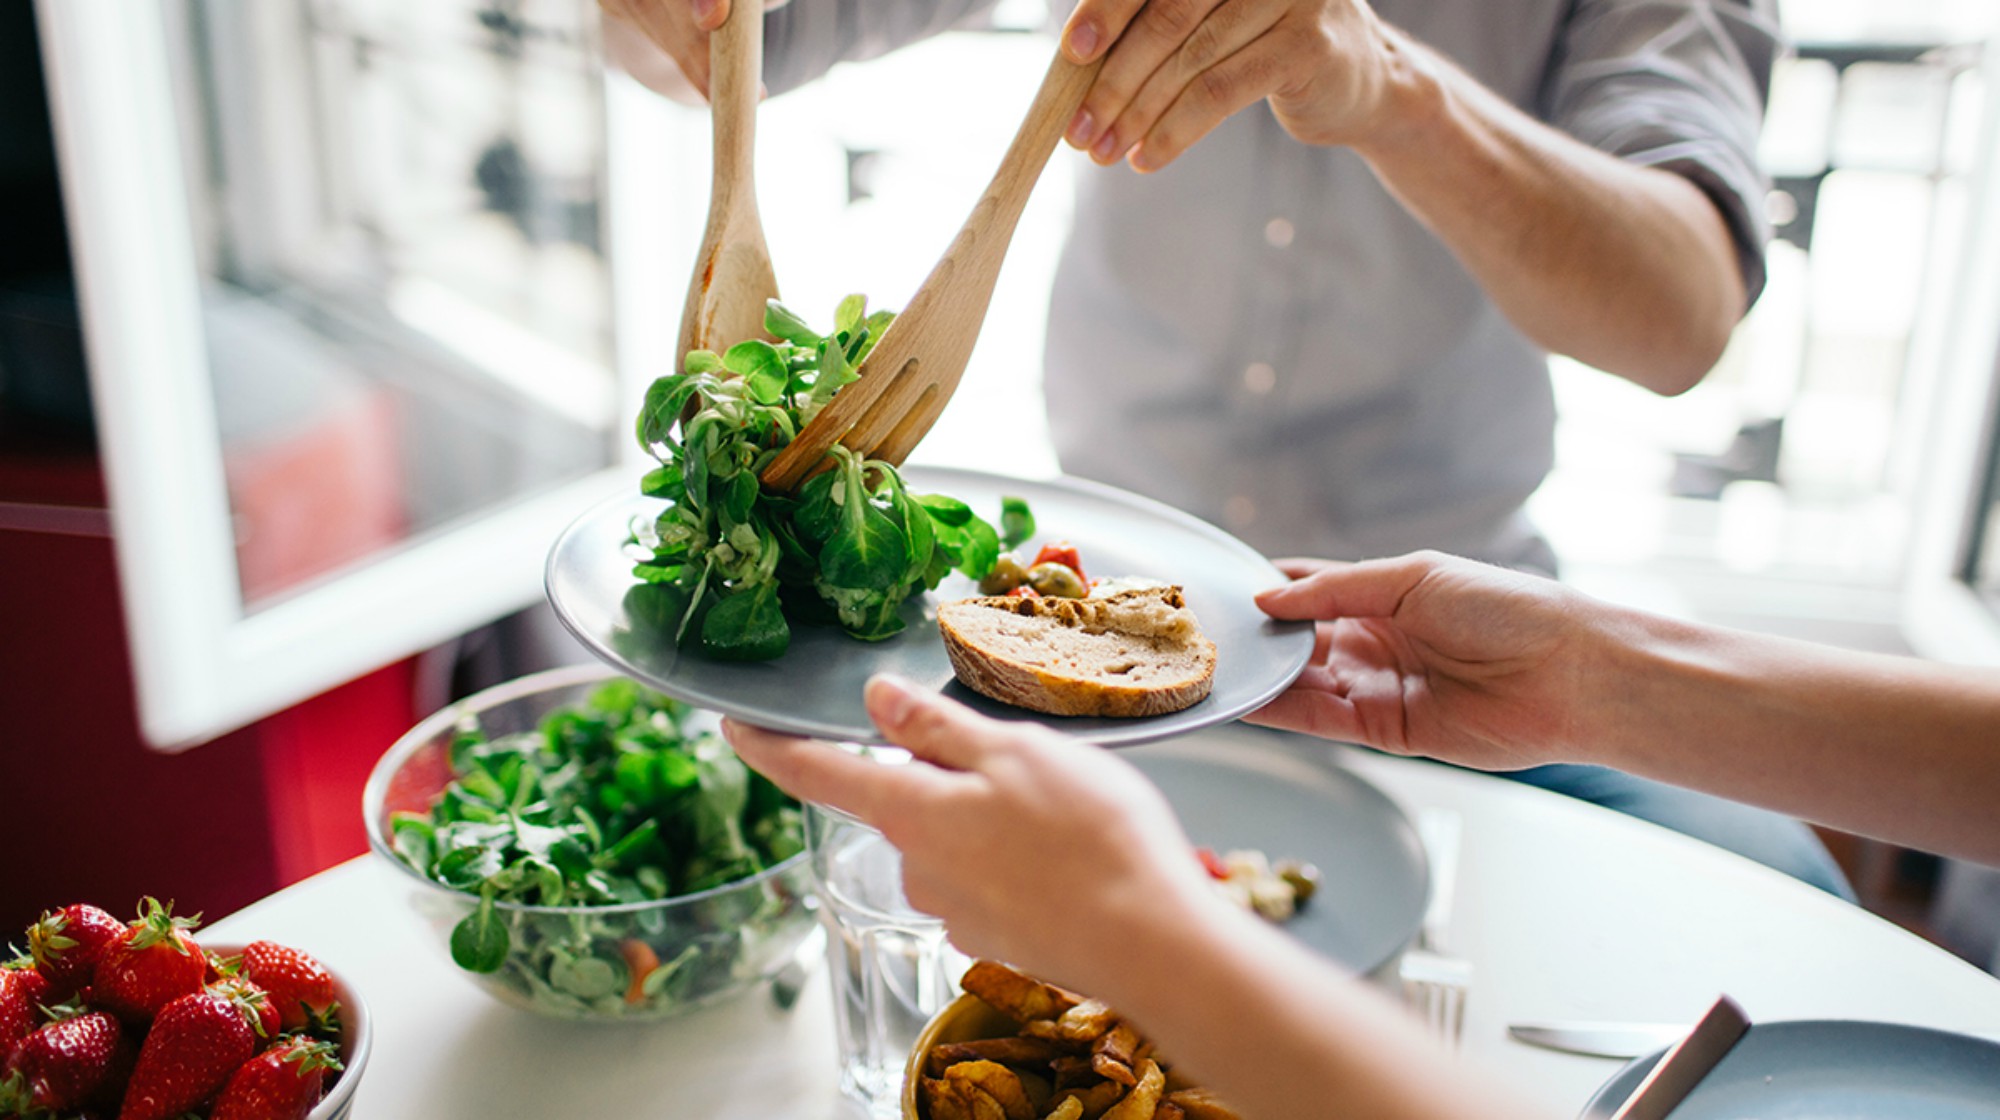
[{"x1": 936, "y1": 586, "x2": 1217, "y2": 718}]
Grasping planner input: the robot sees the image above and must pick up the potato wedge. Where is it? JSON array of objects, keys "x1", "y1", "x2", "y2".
[
  {"x1": 1091, "y1": 1055, "x2": 1136, "y2": 1087},
  {"x1": 1100, "y1": 1059, "x2": 1164, "y2": 1120},
  {"x1": 924, "y1": 1077, "x2": 973, "y2": 1120},
  {"x1": 944, "y1": 1060, "x2": 1037, "y2": 1120},
  {"x1": 1049, "y1": 1056, "x2": 1097, "y2": 1090},
  {"x1": 1163, "y1": 1088, "x2": 1243, "y2": 1120},
  {"x1": 961, "y1": 961, "x2": 1080, "y2": 1022},
  {"x1": 929, "y1": 1038, "x2": 1067, "y2": 1078},
  {"x1": 1053, "y1": 1080, "x2": 1126, "y2": 1120},
  {"x1": 1041, "y1": 1099, "x2": 1084, "y2": 1120},
  {"x1": 1053, "y1": 998, "x2": 1119, "y2": 1042}
]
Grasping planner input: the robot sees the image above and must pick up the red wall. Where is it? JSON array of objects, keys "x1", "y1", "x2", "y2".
[{"x1": 0, "y1": 432, "x2": 414, "y2": 939}]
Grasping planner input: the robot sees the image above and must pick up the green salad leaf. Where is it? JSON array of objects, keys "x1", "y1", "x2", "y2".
[{"x1": 630, "y1": 296, "x2": 1029, "y2": 660}]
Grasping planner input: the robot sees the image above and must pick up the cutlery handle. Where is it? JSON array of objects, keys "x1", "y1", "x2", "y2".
[
  {"x1": 709, "y1": 0, "x2": 762, "y2": 197},
  {"x1": 973, "y1": 51, "x2": 1104, "y2": 241},
  {"x1": 1608, "y1": 995, "x2": 1750, "y2": 1120}
]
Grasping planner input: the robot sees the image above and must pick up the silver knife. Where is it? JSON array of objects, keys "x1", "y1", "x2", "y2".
[
  {"x1": 1507, "y1": 1020, "x2": 1689, "y2": 1059},
  {"x1": 1607, "y1": 995, "x2": 1750, "y2": 1120}
]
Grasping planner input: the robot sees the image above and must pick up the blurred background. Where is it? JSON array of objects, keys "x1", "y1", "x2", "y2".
[{"x1": 3, "y1": 0, "x2": 1999, "y2": 973}]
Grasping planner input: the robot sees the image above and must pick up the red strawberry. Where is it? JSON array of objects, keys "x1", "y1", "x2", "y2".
[
  {"x1": 209, "y1": 1036, "x2": 342, "y2": 1120},
  {"x1": 208, "y1": 975, "x2": 280, "y2": 1041},
  {"x1": 27, "y1": 904, "x2": 125, "y2": 999},
  {"x1": 92, "y1": 898, "x2": 205, "y2": 1023},
  {"x1": 0, "y1": 965, "x2": 55, "y2": 1053},
  {"x1": 238, "y1": 943, "x2": 335, "y2": 1033},
  {"x1": 116, "y1": 988, "x2": 261, "y2": 1120},
  {"x1": 0, "y1": 1009, "x2": 132, "y2": 1114}
]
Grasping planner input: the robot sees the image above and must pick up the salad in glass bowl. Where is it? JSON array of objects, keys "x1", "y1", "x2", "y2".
[{"x1": 362, "y1": 664, "x2": 814, "y2": 1020}]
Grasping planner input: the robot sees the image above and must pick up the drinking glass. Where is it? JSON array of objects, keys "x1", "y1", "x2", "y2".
[{"x1": 807, "y1": 798, "x2": 968, "y2": 1117}]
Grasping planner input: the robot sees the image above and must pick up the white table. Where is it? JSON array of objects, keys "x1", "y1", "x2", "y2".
[{"x1": 206, "y1": 746, "x2": 2000, "y2": 1119}]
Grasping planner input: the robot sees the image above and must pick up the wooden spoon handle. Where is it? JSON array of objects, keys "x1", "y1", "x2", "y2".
[
  {"x1": 709, "y1": 1, "x2": 762, "y2": 209},
  {"x1": 979, "y1": 52, "x2": 1103, "y2": 239}
]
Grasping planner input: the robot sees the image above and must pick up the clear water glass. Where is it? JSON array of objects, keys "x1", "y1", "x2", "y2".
[{"x1": 807, "y1": 800, "x2": 967, "y2": 1117}]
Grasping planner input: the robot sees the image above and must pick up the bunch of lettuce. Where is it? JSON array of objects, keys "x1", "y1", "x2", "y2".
[{"x1": 630, "y1": 296, "x2": 1031, "y2": 661}]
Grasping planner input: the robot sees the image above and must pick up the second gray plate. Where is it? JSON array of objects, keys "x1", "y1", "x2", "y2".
[
  {"x1": 546, "y1": 466, "x2": 1313, "y2": 747},
  {"x1": 1126, "y1": 723, "x2": 1429, "y2": 976}
]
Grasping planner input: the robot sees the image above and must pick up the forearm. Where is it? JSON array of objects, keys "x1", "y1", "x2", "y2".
[
  {"x1": 1577, "y1": 606, "x2": 2000, "y2": 863},
  {"x1": 1353, "y1": 31, "x2": 1745, "y2": 395},
  {"x1": 1072, "y1": 897, "x2": 1543, "y2": 1120}
]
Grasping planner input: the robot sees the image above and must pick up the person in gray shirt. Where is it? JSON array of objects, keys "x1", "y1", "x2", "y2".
[{"x1": 603, "y1": 0, "x2": 1852, "y2": 898}]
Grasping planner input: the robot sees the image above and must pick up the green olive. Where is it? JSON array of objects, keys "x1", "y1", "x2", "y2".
[
  {"x1": 1275, "y1": 859, "x2": 1322, "y2": 905},
  {"x1": 979, "y1": 553, "x2": 1030, "y2": 595},
  {"x1": 1026, "y1": 562, "x2": 1088, "y2": 599}
]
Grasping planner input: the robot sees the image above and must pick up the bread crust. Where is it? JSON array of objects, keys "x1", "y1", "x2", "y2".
[{"x1": 936, "y1": 587, "x2": 1217, "y2": 717}]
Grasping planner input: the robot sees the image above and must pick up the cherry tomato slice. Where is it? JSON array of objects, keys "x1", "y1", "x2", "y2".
[
  {"x1": 1195, "y1": 846, "x2": 1229, "y2": 880},
  {"x1": 1032, "y1": 542, "x2": 1086, "y2": 584}
]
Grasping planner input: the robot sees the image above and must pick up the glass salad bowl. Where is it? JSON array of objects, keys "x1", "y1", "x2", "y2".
[{"x1": 361, "y1": 663, "x2": 816, "y2": 1021}]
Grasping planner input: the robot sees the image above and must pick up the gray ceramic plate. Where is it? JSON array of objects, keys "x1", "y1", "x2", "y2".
[
  {"x1": 1582, "y1": 1020, "x2": 2000, "y2": 1119},
  {"x1": 1126, "y1": 723, "x2": 1428, "y2": 975},
  {"x1": 546, "y1": 466, "x2": 1313, "y2": 747}
]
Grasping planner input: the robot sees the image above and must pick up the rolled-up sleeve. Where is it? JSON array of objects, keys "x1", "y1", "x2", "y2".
[
  {"x1": 764, "y1": 0, "x2": 1004, "y2": 95},
  {"x1": 1540, "y1": 0, "x2": 1781, "y2": 305}
]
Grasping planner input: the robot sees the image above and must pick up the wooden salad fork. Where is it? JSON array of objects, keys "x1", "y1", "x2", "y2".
[
  {"x1": 678, "y1": 0, "x2": 779, "y2": 362},
  {"x1": 758, "y1": 50, "x2": 1106, "y2": 492}
]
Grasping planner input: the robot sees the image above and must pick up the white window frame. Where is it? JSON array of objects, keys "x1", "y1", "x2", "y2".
[
  {"x1": 35, "y1": 0, "x2": 703, "y2": 748},
  {"x1": 1903, "y1": 44, "x2": 2000, "y2": 667}
]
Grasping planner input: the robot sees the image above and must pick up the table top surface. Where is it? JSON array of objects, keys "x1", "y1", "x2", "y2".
[{"x1": 205, "y1": 742, "x2": 2000, "y2": 1120}]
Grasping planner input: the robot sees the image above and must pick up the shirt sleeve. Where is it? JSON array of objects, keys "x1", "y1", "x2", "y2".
[
  {"x1": 763, "y1": 0, "x2": 1008, "y2": 96},
  {"x1": 1538, "y1": 0, "x2": 1782, "y2": 306}
]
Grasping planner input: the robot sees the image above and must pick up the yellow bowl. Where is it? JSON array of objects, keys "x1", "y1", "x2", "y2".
[{"x1": 901, "y1": 992, "x2": 1024, "y2": 1120}]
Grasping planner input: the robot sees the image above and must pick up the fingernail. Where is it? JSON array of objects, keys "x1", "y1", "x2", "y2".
[
  {"x1": 1092, "y1": 130, "x2": 1119, "y2": 162},
  {"x1": 692, "y1": 0, "x2": 720, "y2": 23},
  {"x1": 866, "y1": 674, "x2": 917, "y2": 729},
  {"x1": 1067, "y1": 108, "x2": 1096, "y2": 148},
  {"x1": 1128, "y1": 144, "x2": 1155, "y2": 173},
  {"x1": 1066, "y1": 22, "x2": 1099, "y2": 62}
]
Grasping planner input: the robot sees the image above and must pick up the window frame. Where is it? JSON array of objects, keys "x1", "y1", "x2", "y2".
[{"x1": 35, "y1": 0, "x2": 703, "y2": 748}]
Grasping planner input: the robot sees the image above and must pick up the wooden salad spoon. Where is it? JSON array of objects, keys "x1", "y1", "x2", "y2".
[
  {"x1": 678, "y1": 0, "x2": 779, "y2": 363},
  {"x1": 758, "y1": 50, "x2": 1106, "y2": 492}
]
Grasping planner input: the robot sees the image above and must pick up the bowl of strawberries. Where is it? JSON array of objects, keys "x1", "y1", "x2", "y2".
[{"x1": 1, "y1": 898, "x2": 370, "y2": 1120}]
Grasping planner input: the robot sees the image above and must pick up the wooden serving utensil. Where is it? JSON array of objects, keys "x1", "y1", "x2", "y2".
[
  {"x1": 678, "y1": 0, "x2": 779, "y2": 362},
  {"x1": 758, "y1": 50, "x2": 1105, "y2": 492}
]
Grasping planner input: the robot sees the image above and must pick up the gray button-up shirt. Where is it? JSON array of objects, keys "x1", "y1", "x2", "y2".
[{"x1": 766, "y1": 0, "x2": 1779, "y2": 574}]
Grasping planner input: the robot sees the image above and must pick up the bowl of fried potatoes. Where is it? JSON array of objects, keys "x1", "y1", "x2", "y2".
[{"x1": 903, "y1": 960, "x2": 1242, "y2": 1120}]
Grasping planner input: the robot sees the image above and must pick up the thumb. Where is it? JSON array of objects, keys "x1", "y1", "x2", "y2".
[
  {"x1": 1254, "y1": 552, "x2": 1441, "y2": 622},
  {"x1": 865, "y1": 675, "x2": 1010, "y2": 772},
  {"x1": 692, "y1": 0, "x2": 728, "y2": 32}
]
